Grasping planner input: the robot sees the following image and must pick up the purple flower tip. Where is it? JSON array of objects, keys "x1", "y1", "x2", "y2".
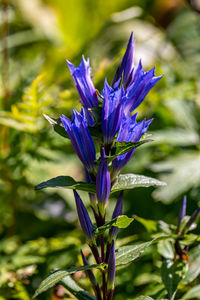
[
  {"x1": 67, "y1": 56, "x2": 99, "y2": 108},
  {"x1": 60, "y1": 111, "x2": 96, "y2": 171},
  {"x1": 73, "y1": 190, "x2": 94, "y2": 240}
]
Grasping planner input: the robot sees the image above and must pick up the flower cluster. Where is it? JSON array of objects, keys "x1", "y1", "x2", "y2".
[{"x1": 60, "y1": 33, "x2": 162, "y2": 300}]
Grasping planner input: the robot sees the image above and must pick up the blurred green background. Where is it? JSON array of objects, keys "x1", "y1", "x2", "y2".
[{"x1": 0, "y1": 0, "x2": 200, "y2": 299}]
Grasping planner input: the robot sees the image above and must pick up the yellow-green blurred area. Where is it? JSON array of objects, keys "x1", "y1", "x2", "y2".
[{"x1": 0, "y1": 0, "x2": 200, "y2": 299}]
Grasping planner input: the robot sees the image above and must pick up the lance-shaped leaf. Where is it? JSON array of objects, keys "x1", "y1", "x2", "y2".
[
  {"x1": 95, "y1": 215, "x2": 133, "y2": 235},
  {"x1": 111, "y1": 174, "x2": 166, "y2": 193},
  {"x1": 35, "y1": 176, "x2": 96, "y2": 193},
  {"x1": 43, "y1": 114, "x2": 69, "y2": 138},
  {"x1": 115, "y1": 240, "x2": 154, "y2": 266},
  {"x1": 61, "y1": 276, "x2": 96, "y2": 300},
  {"x1": 33, "y1": 264, "x2": 106, "y2": 298},
  {"x1": 107, "y1": 139, "x2": 152, "y2": 161},
  {"x1": 161, "y1": 259, "x2": 187, "y2": 300}
]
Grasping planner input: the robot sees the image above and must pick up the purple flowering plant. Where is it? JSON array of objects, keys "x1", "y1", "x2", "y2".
[{"x1": 34, "y1": 33, "x2": 200, "y2": 300}]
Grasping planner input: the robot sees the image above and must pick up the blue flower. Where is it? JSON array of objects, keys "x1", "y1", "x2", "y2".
[
  {"x1": 112, "y1": 33, "x2": 163, "y2": 114},
  {"x1": 123, "y1": 62, "x2": 163, "y2": 114},
  {"x1": 112, "y1": 113, "x2": 152, "y2": 176},
  {"x1": 67, "y1": 56, "x2": 99, "y2": 108},
  {"x1": 112, "y1": 32, "x2": 134, "y2": 89},
  {"x1": 73, "y1": 190, "x2": 94, "y2": 241},
  {"x1": 60, "y1": 109, "x2": 96, "y2": 172},
  {"x1": 102, "y1": 80, "x2": 124, "y2": 149},
  {"x1": 96, "y1": 148, "x2": 111, "y2": 215}
]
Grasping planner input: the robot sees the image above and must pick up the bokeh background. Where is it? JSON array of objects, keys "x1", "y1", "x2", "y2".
[{"x1": 0, "y1": 0, "x2": 200, "y2": 299}]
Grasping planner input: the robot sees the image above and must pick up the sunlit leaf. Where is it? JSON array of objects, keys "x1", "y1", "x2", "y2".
[
  {"x1": 61, "y1": 276, "x2": 96, "y2": 300},
  {"x1": 107, "y1": 140, "x2": 152, "y2": 160},
  {"x1": 95, "y1": 215, "x2": 134, "y2": 235},
  {"x1": 33, "y1": 264, "x2": 106, "y2": 297},
  {"x1": 111, "y1": 174, "x2": 166, "y2": 193},
  {"x1": 115, "y1": 240, "x2": 154, "y2": 266}
]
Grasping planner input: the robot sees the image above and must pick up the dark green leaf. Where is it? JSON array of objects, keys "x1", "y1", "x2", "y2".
[
  {"x1": 33, "y1": 264, "x2": 106, "y2": 298},
  {"x1": 115, "y1": 240, "x2": 154, "y2": 266},
  {"x1": 108, "y1": 140, "x2": 152, "y2": 161},
  {"x1": 95, "y1": 215, "x2": 134, "y2": 235},
  {"x1": 61, "y1": 276, "x2": 96, "y2": 300},
  {"x1": 111, "y1": 174, "x2": 166, "y2": 193},
  {"x1": 43, "y1": 114, "x2": 69, "y2": 139},
  {"x1": 161, "y1": 259, "x2": 187, "y2": 300},
  {"x1": 35, "y1": 176, "x2": 96, "y2": 193}
]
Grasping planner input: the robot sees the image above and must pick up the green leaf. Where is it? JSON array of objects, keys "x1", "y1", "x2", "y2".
[
  {"x1": 95, "y1": 215, "x2": 134, "y2": 235},
  {"x1": 61, "y1": 276, "x2": 96, "y2": 300},
  {"x1": 157, "y1": 240, "x2": 174, "y2": 259},
  {"x1": 108, "y1": 140, "x2": 152, "y2": 160},
  {"x1": 181, "y1": 285, "x2": 200, "y2": 299},
  {"x1": 33, "y1": 264, "x2": 106, "y2": 298},
  {"x1": 134, "y1": 215, "x2": 157, "y2": 233},
  {"x1": 182, "y1": 244, "x2": 200, "y2": 284},
  {"x1": 43, "y1": 114, "x2": 69, "y2": 139},
  {"x1": 111, "y1": 174, "x2": 166, "y2": 193},
  {"x1": 115, "y1": 240, "x2": 154, "y2": 266},
  {"x1": 35, "y1": 176, "x2": 96, "y2": 193},
  {"x1": 161, "y1": 259, "x2": 187, "y2": 300}
]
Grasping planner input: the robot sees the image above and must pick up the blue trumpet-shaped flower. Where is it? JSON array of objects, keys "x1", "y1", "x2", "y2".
[
  {"x1": 112, "y1": 32, "x2": 162, "y2": 114},
  {"x1": 123, "y1": 62, "x2": 163, "y2": 114},
  {"x1": 60, "y1": 109, "x2": 96, "y2": 172},
  {"x1": 73, "y1": 190, "x2": 94, "y2": 241},
  {"x1": 112, "y1": 113, "x2": 152, "y2": 176},
  {"x1": 96, "y1": 148, "x2": 111, "y2": 215},
  {"x1": 112, "y1": 32, "x2": 135, "y2": 89},
  {"x1": 67, "y1": 56, "x2": 99, "y2": 108},
  {"x1": 102, "y1": 80, "x2": 124, "y2": 148}
]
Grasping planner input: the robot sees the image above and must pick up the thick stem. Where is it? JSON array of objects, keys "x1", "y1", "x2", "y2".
[
  {"x1": 102, "y1": 271, "x2": 107, "y2": 300},
  {"x1": 94, "y1": 284, "x2": 102, "y2": 300},
  {"x1": 89, "y1": 244, "x2": 102, "y2": 265},
  {"x1": 107, "y1": 289, "x2": 114, "y2": 300}
]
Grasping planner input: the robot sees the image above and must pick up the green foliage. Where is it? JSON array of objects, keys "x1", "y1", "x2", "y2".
[
  {"x1": 111, "y1": 174, "x2": 166, "y2": 193},
  {"x1": 95, "y1": 215, "x2": 134, "y2": 235},
  {"x1": 34, "y1": 264, "x2": 106, "y2": 298},
  {"x1": 161, "y1": 259, "x2": 187, "y2": 300},
  {"x1": 1, "y1": 0, "x2": 200, "y2": 299}
]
